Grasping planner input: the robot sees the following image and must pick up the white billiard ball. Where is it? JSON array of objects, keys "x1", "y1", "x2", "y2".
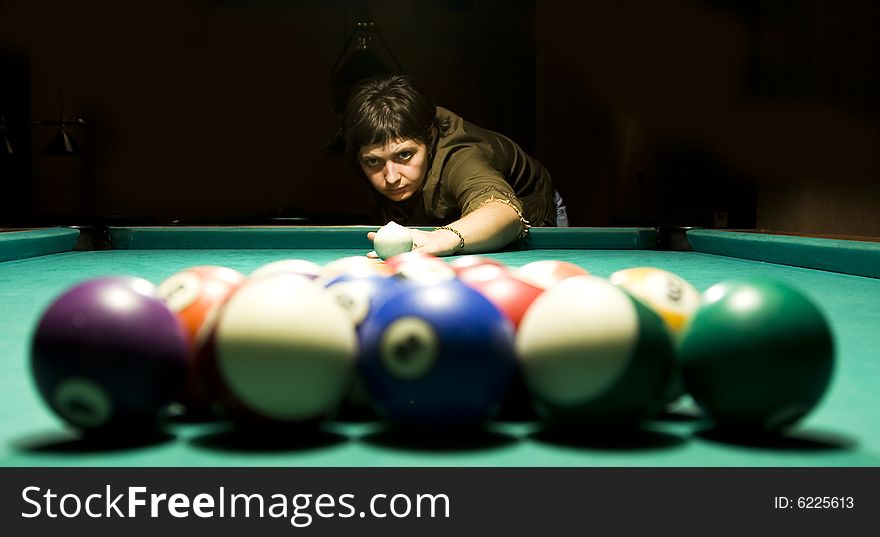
[{"x1": 373, "y1": 221, "x2": 414, "y2": 260}]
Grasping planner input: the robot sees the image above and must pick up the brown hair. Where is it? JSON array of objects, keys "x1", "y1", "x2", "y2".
[{"x1": 341, "y1": 74, "x2": 448, "y2": 159}]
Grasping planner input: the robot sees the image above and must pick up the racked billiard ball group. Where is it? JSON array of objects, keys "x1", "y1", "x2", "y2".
[{"x1": 29, "y1": 253, "x2": 836, "y2": 440}]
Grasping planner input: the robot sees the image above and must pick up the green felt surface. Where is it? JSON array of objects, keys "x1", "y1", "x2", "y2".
[{"x1": 1, "y1": 231, "x2": 879, "y2": 467}]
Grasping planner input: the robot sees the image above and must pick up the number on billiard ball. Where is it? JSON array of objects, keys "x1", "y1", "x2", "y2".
[{"x1": 609, "y1": 266, "x2": 702, "y2": 403}]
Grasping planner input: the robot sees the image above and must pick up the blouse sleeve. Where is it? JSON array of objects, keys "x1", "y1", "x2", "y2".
[{"x1": 441, "y1": 148, "x2": 531, "y2": 237}]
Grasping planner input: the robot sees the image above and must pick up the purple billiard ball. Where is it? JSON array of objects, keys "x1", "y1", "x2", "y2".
[{"x1": 30, "y1": 277, "x2": 189, "y2": 434}]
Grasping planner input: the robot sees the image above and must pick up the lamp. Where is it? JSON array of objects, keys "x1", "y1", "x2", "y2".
[
  {"x1": 34, "y1": 115, "x2": 86, "y2": 156},
  {"x1": 0, "y1": 114, "x2": 86, "y2": 156},
  {"x1": 0, "y1": 115, "x2": 13, "y2": 156},
  {"x1": 330, "y1": 20, "x2": 404, "y2": 114},
  {"x1": 325, "y1": 18, "x2": 404, "y2": 156}
]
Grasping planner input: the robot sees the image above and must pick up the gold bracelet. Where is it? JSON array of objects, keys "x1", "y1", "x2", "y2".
[{"x1": 435, "y1": 226, "x2": 465, "y2": 255}]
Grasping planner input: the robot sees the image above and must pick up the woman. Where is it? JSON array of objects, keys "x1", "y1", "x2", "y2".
[{"x1": 342, "y1": 74, "x2": 566, "y2": 257}]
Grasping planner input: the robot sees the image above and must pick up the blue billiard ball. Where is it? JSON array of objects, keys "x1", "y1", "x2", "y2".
[
  {"x1": 323, "y1": 272, "x2": 403, "y2": 416},
  {"x1": 358, "y1": 279, "x2": 517, "y2": 428},
  {"x1": 323, "y1": 272, "x2": 402, "y2": 330}
]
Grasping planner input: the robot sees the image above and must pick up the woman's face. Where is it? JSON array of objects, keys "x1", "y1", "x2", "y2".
[{"x1": 358, "y1": 138, "x2": 430, "y2": 202}]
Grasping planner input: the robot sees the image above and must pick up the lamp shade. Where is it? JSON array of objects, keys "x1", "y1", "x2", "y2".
[{"x1": 43, "y1": 126, "x2": 79, "y2": 155}]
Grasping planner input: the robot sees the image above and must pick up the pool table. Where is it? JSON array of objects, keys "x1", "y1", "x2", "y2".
[{"x1": 1, "y1": 225, "x2": 878, "y2": 467}]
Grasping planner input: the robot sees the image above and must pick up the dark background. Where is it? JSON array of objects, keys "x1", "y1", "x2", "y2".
[{"x1": 1, "y1": 0, "x2": 878, "y2": 235}]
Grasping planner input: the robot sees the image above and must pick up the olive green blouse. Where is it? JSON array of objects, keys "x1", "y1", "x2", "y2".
[{"x1": 379, "y1": 107, "x2": 556, "y2": 234}]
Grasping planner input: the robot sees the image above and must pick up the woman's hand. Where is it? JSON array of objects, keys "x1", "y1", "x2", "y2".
[
  {"x1": 365, "y1": 201, "x2": 523, "y2": 258},
  {"x1": 366, "y1": 227, "x2": 462, "y2": 258}
]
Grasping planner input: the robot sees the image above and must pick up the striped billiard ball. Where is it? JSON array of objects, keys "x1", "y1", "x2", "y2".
[
  {"x1": 516, "y1": 275, "x2": 675, "y2": 428},
  {"x1": 157, "y1": 265, "x2": 247, "y2": 416},
  {"x1": 195, "y1": 274, "x2": 358, "y2": 427},
  {"x1": 609, "y1": 266, "x2": 701, "y2": 403}
]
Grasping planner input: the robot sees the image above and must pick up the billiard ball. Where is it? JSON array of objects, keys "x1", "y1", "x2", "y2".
[
  {"x1": 358, "y1": 279, "x2": 517, "y2": 428},
  {"x1": 515, "y1": 259, "x2": 589, "y2": 290},
  {"x1": 250, "y1": 259, "x2": 322, "y2": 281},
  {"x1": 449, "y1": 255, "x2": 506, "y2": 276},
  {"x1": 516, "y1": 275, "x2": 675, "y2": 427},
  {"x1": 31, "y1": 277, "x2": 189, "y2": 433},
  {"x1": 195, "y1": 274, "x2": 358, "y2": 426},
  {"x1": 373, "y1": 221, "x2": 413, "y2": 260},
  {"x1": 157, "y1": 265, "x2": 247, "y2": 415},
  {"x1": 609, "y1": 266, "x2": 701, "y2": 403},
  {"x1": 323, "y1": 273, "x2": 402, "y2": 417},
  {"x1": 158, "y1": 265, "x2": 247, "y2": 343},
  {"x1": 609, "y1": 267, "x2": 701, "y2": 336},
  {"x1": 679, "y1": 278, "x2": 834, "y2": 433},
  {"x1": 383, "y1": 250, "x2": 442, "y2": 269},
  {"x1": 457, "y1": 264, "x2": 544, "y2": 419},
  {"x1": 386, "y1": 251, "x2": 456, "y2": 286},
  {"x1": 458, "y1": 264, "x2": 543, "y2": 329},
  {"x1": 323, "y1": 273, "x2": 402, "y2": 329},
  {"x1": 321, "y1": 255, "x2": 393, "y2": 281}
]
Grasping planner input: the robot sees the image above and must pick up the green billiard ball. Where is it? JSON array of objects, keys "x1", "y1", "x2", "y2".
[{"x1": 680, "y1": 278, "x2": 834, "y2": 433}]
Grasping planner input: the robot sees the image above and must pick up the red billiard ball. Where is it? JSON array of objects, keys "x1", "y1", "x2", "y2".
[
  {"x1": 449, "y1": 255, "x2": 506, "y2": 276},
  {"x1": 384, "y1": 250, "x2": 442, "y2": 270},
  {"x1": 457, "y1": 264, "x2": 545, "y2": 419},
  {"x1": 515, "y1": 260, "x2": 589, "y2": 290},
  {"x1": 458, "y1": 264, "x2": 543, "y2": 329},
  {"x1": 385, "y1": 251, "x2": 456, "y2": 286},
  {"x1": 157, "y1": 266, "x2": 247, "y2": 416}
]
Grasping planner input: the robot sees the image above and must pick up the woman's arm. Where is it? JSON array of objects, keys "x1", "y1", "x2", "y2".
[{"x1": 367, "y1": 200, "x2": 523, "y2": 257}]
